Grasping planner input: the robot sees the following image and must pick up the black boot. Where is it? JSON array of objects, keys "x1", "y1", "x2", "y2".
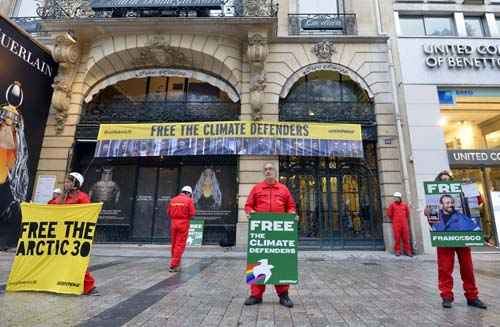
[
  {"x1": 279, "y1": 293, "x2": 294, "y2": 308},
  {"x1": 442, "y1": 299, "x2": 453, "y2": 308},
  {"x1": 467, "y1": 299, "x2": 487, "y2": 309},
  {"x1": 244, "y1": 296, "x2": 262, "y2": 305}
]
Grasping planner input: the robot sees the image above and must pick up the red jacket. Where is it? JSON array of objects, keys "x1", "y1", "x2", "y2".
[
  {"x1": 387, "y1": 201, "x2": 410, "y2": 223},
  {"x1": 245, "y1": 180, "x2": 296, "y2": 213},
  {"x1": 48, "y1": 191, "x2": 91, "y2": 204},
  {"x1": 167, "y1": 194, "x2": 196, "y2": 220}
]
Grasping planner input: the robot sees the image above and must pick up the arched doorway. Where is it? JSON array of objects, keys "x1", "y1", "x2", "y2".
[
  {"x1": 73, "y1": 73, "x2": 240, "y2": 244},
  {"x1": 279, "y1": 70, "x2": 383, "y2": 249}
]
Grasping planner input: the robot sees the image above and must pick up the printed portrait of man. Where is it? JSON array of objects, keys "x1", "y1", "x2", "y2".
[
  {"x1": 249, "y1": 138, "x2": 271, "y2": 155},
  {"x1": 159, "y1": 139, "x2": 171, "y2": 156},
  {"x1": 117, "y1": 140, "x2": 129, "y2": 157},
  {"x1": 281, "y1": 138, "x2": 294, "y2": 156},
  {"x1": 89, "y1": 167, "x2": 121, "y2": 210},
  {"x1": 193, "y1": 168, "x2": 222, "y2": 210},
  {"x1": 173, "y1": 138, "x2": 194, "y2": 156},
  {"x1": 98, "y1": 140, "x2": 111, "y2": 157},
  {"x1": 432, "y1": 194, "x2": 481, "y2": 232}
]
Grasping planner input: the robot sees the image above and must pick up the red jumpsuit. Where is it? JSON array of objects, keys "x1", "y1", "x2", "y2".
[
  {"x1": 437, "y1": 247, "x2": 479, "y2": 301},
  {"x1": 386, "y1": 201, "x2": 412, "y2": 255},
  {"x1": 49, "y1": 191, "x2": 96, "y2": 295},
  {"x1": 167, "y1": 194, "x2": 196, "y2": 269},
  {"x1": 245, "y1": 180, "x2": 296, "y2": 299}
]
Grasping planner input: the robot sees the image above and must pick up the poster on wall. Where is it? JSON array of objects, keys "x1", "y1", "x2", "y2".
[
  {"x1": 179, "y1": 165, "x2": 237, "y2": 225},
  {"x1": 489, "y1": 191, "x2": 500, "y2": 247},
  {"x1": 423, "y1": 181, "x2": 484, "y2": 247},
  {"x1": 82, "y1": 165, "x2": 137, "y2": 225},
  {"x1": 94, "y1": 121, "x2": 364, "y2": 159},
  {"x1": 0, "y1": 16, "x2": 58, "y2": 248},
  {"x1": 32, "y1": 175, "x2": 56, "y2": 204}
]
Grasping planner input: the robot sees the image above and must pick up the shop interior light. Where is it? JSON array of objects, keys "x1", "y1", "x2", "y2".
[{"x1": 438, "y1": 117, "x2": 447, "y2": 126}]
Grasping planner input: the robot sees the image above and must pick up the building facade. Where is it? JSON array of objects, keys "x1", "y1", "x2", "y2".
[
  {"x1": 392, "y1": 0, "x2": 500, "y2": 253},
  {"x1": 7, "y1": 0, "x2": 408, "y2": 251}
]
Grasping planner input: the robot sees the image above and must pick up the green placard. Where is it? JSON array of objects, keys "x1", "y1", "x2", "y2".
[
  {"x1": 246, "y1": 213, "x2": 298, "y2": 285},
  {"x1": 431, "y1": 231, "x2": 484, "y2": 247},
  {"x1": 424, "y1": 181, "x2": 484, "y2": 247},
  {"x1": 187, "y1": 219, "x2": 204, "y2": 247}
]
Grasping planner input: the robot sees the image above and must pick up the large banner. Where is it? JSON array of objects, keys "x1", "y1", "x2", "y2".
[
  {"x1": 246, "y1": 213, "x2": 298, "y2": 285},
  {"x1": 424, "y1": 181, "x2": 484, "y2": 247},
  {"x1": 7, "y1": 203, "x2": 102, "y2": 295},
  {"x1": 95, "y1": 121, "x2": 363, "y2": 158},
  {"x1": 0, "y1": 16, "x2": 58, "y2": 249}
]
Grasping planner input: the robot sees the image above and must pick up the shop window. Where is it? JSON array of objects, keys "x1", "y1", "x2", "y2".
[
  {"x1": 399, "y1": 15, "x2": 456, "y2": 36},
  {"x1": 439, "y1": 88, "x2": 500, "y2": 150},
  {"x1": 464, "y1": 16, "x2": 486, "y2": 37}
]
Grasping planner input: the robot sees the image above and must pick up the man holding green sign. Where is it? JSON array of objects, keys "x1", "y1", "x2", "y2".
[
  {"x1": 244, "y1": 162, "x2": 297, "y2": 308},
  {"x1": 424, "y1": 171, "x2": 487, "y2": 310}
]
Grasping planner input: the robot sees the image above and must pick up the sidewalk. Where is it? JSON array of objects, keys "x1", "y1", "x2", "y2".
[{"x1": 1, "y1": 246, "x2": 499, "y2": 326}]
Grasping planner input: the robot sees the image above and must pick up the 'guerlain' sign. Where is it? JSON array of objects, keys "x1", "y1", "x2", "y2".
[{"x1": 424, "y1": 44, "x2": 500, "y2": 69}]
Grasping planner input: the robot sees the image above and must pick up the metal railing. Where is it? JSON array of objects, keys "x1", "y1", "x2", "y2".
[
  {"x1": 288, "y1": 13, "x2": 357, "y2": 35},
  {"x1": 30, "y1": 0, "x2": 278, "y2": 19}
]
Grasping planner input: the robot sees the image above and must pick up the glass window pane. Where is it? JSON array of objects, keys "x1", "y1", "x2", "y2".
[
  {"x1": 167, "y1": 77, "x2": 186, "y2": 101},
  {"x1": 14, "y1": 0, "x2": 38, "y2": 17},
  {"x1": 399, "y1": 16, "x2": 425, "y2": 36},
  {"x1": 187, "y1": 79, "x2": 221, "y2": 102},
  {"x1": 147, "y1": 77, "x2": 167, "y2": 101},
  {"x1": 424, "y1": 17, "x2": 456, "y2": 36},
  {"x1": 298, "y1": 0, "x2": 337, "y2": 13},
  {"x1": 307, "y1": 71, "x2": 340, "y2": 102},
  {"x1": 115, "y1": 78, "x2": 148, "y2": 101},
  {"x1": 464, "y1": 17, "x2": 485, "y2": 37}
]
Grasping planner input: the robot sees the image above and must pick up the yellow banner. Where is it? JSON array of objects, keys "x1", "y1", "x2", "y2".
[
  {"x1": 97, "y1": 121, "x2": 362, "y2": 141},
  {"x1": 7, "y1": 203, "x2": 102, "y2": 295}
]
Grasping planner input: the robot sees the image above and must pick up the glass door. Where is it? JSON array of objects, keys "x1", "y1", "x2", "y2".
[
  {"x1": 152, "y1": 167, "x2": 179, "y2": 241},
  {"x1": 131, "y1": 167, "x2": 158, "y2": 241}
]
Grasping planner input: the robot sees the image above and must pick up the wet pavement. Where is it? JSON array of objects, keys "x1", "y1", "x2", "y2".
[{"x1": 1, "y1": 246, "x2": 500, "y2": 327}]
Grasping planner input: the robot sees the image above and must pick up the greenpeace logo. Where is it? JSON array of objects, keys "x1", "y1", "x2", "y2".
[
  {"x1": 57, "y1": 281, "x2": 81, "y2": 288},
  {"x1": 9, "y1": 280, "x2": 36, "y2": 285}
]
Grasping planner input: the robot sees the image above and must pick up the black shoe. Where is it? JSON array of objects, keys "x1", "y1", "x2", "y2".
[
  {"x1": 279, "y1": 294, "x2": 294, "y2": 308},
  {"x1": 169, "y1": 266, "x2": 181, "y2": 273},
  {"x1": 467, "y1": 299, "x2": 487, "y2": 309},
  {"x1": 85, "y1": 288, "x2": 100, "y2": 296},
  {"x1": 405, "y1": 252, "x2": 414, "y2": 257},
  {"x1": 442, "y1": 299, "x2": 453, "y2": 308},
  {"x1": 244, "y1": 296, "x2": 262, "y2": 306}
]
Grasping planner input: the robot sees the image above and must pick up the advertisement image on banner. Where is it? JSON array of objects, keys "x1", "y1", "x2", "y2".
[
  {"x1": 187, "y1": 219, "x2": 204, "y2": 247},
  {"x1": 83, "y1": 165, "x2": 136, "y2": 225},
  {"x1": 7, "y1": 203, "x2": 102, "y2": 295},
  {"x1": 181, "y1": 165, "x2": 237, "y2": 224},
  {"x1": 423, "y1": 181, "x2": 484, "y2": 247},
  {"x1": 246, "y1": 213, "x2": 298, "y2": 285},
  {"x1": 0, "y1": 16, "x2": 58, "y2": 249},
  {"x1": 94, "y1": 121, "x2": 364, "y2": 159}
]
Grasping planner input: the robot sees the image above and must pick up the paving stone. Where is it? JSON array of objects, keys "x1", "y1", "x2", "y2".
[{"x1": 1, "y1": 249, "x2": 500, "y2": 326}]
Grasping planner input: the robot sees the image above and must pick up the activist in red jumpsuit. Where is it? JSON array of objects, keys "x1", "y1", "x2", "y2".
[
  {"x1": 428, "y1": 170, "x2": 487, "y2": 309},
  {"x1": 386, "y1": 192, "x2": 413, "y2": 257},
  {"x1": 167, "y1": 186, "x2": 196, "y2": 272},
  {"x1": 49, "y1": 172, "x2": 97, "y2": 295},
  {"x1": 244, "y1": 162, "x2": 296, "y2": 308}
]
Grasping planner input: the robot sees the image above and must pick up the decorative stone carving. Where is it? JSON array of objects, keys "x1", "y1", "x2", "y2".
[
  {"x1": 51, "y1": 32, "x2": 81, "y2": 134},
  {"x1": 312, "y1": 40, "x2": 336, "y2": 62},
  {"x1": 244, "y1": 0, "x2": 278, "y2": 17},
  {"x1": 247, "y1": 33, "x2": 269, "y2": 120},
  {"x1": 135, "y1": 35, "x2": 187, "y2": 67}
]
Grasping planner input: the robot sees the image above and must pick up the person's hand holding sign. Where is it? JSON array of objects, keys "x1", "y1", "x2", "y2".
[{"x1": 424, "y1": 205, "x2": 439, "y2": 225}]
